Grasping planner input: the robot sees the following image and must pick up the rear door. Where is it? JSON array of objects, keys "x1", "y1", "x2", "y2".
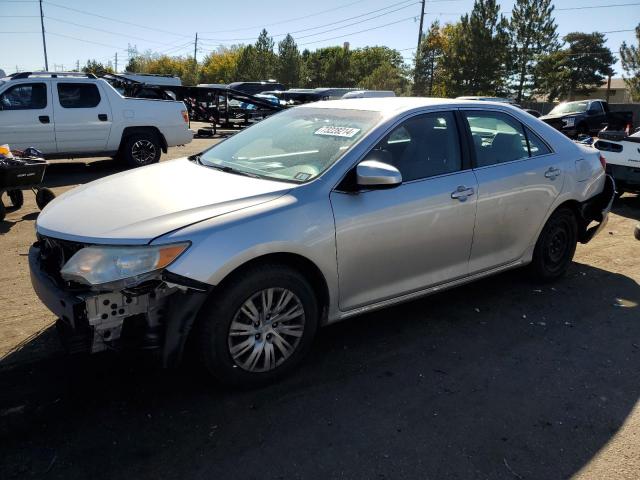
[
  {"x1": 0, "y1": 81, "x2": 57, "y2": 153},
  {"x1": 330, "y1": 111, "x2": 478, "y2": 311},
  {"x1": 461, "y1": 109, "x2": 563, "y2": 274},
  {"x1": 52, "y1": 81, "x2": 112, "y2": 153}
]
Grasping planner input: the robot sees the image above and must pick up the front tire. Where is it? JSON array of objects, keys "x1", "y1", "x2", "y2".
[
  {"x1": 529, "y1": 207, "x2": 578, "y2": 281},
  {"x1": 7, "y1": 189, "x2": 23, "y2": 209},
  {"x1": 122, "y1": 132, "x2": 161, "y2": 168},
  {"x1": 197, "y1": 265, "x2": 319, "y2": 387}
]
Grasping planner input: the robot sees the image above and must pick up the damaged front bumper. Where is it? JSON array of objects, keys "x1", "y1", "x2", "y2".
[
  {"x1": 29, "y1": 242, "x2": 211, "y2": 367},
  {"x1": 579, "y1": 174, "x2": 616, "y2": 243}
]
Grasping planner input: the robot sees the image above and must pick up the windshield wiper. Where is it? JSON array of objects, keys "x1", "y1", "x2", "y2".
[{"x1": 206, "y1": 164, "x2": 262, "y2": 179}]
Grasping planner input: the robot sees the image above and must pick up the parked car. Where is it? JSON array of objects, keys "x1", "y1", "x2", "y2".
[
  {"x1": 0, "y1": 72, "x2": 192, "y2": 167},
  {"x1": 29, "y1": 98, "x2": 614, "y2": 387},
  {"x1": 540, "y1": 99, "x2": 634, "y2": 138},
  {"x1": 262, "y1": 90, "x2": 325, "y2": 105},
  {"x1": 228, "y1": 81, "x2": 286, "y2": 95},
  {"x1": 594, "y1": 129, "x2": 640, "y2": 197},
  {"x1": 524, "y1": 108, "x2": 542, "y2": 118},
  {"x1": 341, "y1": 90, "x2": 396, "y2": 99}
]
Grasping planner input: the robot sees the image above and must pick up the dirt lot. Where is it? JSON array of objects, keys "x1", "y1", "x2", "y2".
[{"x1": 1, "y1": 137, "x2": 640, "y2": 479}]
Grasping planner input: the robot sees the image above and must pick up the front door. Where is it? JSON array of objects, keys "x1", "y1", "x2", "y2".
[
  {"x1": 0, "y1": 81, "x2": 57, "y2": 154},
  {"x1": 330, "y1": 111, "x2": 478, "y2": 311},
  {"x1": 52, "y1": 81, "x2": 112, "y2": 153},
  {"x1": 462, "y1": 109, "x2": 564, "y2": 274}
]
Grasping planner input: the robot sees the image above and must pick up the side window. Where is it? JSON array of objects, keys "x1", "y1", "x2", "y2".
[
  {"x1": 590, "y1": 102, "x2": 604, "y2": 114},
  {"x1": 464, "y1": 111, "x2": 529, "y2": 167},
  {"x1": 0, "y1": 83, "x2": 47, "y2": 110},
  {"x1": 524, "y1": 126, "x2": 552, "y2": 157},
  {"x1": 366, "y1": 112, "x2": 462, "y2": 182},
  {"x1": 57, "y1": 83, "x2": 101, "y2": 108}
]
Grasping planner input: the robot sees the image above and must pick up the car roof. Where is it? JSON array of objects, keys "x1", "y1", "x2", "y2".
[{"x1": 299, "y1": 96, "x2": 518, "y2": 113}]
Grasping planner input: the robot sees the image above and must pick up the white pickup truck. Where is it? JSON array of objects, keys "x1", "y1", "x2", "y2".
[{"x1": 0, "y1": 72, "x2": 192, "y2": 166}]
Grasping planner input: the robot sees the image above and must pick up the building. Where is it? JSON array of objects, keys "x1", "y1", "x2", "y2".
[{"x1": 572, "y1": 78, "x2": 634, "y2": 104}]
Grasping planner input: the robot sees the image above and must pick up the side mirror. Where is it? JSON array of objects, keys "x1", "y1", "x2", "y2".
[{"x1": 356, "y1": 160, "x2": 402, "y2": 188}]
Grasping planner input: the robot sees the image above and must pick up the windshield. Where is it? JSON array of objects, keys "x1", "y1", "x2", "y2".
[
  {"x1": 549, "y1": 101, "x2": 588, "y2": 115},
  {"x1": 198, "y1": 107, "x2": 381, "y2": 183}
]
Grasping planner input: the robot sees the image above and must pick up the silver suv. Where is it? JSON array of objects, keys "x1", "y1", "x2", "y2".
[{"x1": 29, "y1": 98, "x2": 614, "y2": 387}]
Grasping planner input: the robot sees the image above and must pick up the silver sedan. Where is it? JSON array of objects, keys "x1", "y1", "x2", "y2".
[{"x1": 30, "y1": 98, "x2": 614, "y2": 387}]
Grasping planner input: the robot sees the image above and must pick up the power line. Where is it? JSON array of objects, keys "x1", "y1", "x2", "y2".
[
  {"x1": 46, "y1": 31, "x2": 129, "y2": 52},
  {"x1": 300, "y1": 15, "x2": 417, "y2": 46},
  {"x1": 200, "y1": 0, "x2": 418, "y2": 41},
  {"x1": 43, "y1": 1, "x2": 191, "y2": 38},
  {"x1": 555, "y1": 2, "x2": 640, "y2": 10}
]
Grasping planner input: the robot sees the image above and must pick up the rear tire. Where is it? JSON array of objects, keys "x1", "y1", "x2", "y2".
[
  {"x1": 8, "y1": 190, "x2": 23, "y2": 209},
  {"x1": 529, "y1": 207, "x2": 578, "y2": 281},
  {"x1": 197, "y1": 264, "x2": 319, "y2": 388},
  {"x1": 0, "y1": 200, "x2": 5, "y2": 222},
  {"x1": 121, "y1": 132, "x2": 162, "y2": 168}
]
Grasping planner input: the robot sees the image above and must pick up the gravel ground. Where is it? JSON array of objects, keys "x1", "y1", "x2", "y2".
[{"x1": 1, "y1": 134, "x2": 639, "y2": 479}]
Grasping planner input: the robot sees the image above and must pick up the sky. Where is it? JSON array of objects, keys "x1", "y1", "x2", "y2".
[{"x1": 0, "y1": 0, "x2": 638, "y2": 77}]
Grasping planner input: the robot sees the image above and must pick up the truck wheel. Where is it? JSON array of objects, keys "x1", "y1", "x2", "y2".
[
  {"x1": 197, "y1": 264, "x2": 319, "y2": 388},
  {"x1": 0, "y1": 200, "x2": 5, "y2": 222},
  {"x1": 35, "y1": 188, "x2": 56, "y2": 210},
  {"x1": 8, "y1": 190, "x2": 24, "y2": 209},
  {"x1": 529, "y1": 207, "x2": 578, "y2": 281},
  {"x1": 122, "y1": 132, "x2": 161, "y2": 167}
]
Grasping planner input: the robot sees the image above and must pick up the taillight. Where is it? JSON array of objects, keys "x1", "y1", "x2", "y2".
[
  {"x1": 599, "y1": 153, "x2": 606, "y2": 170},
  {"x1": 181, "y1": 110, "x2": 189, "y2": 123}
]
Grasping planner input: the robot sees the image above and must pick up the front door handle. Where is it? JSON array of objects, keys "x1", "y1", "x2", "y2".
[
  {"x1": 544, "y1": 167, "x2": 561, "y2": 179},
  {"x1": 451, "y1": 185, "x2": 475, "y2": 201},
  {"x1": 38, "y1": 115, "x2": 50, "y2": 124},
  {"x1": 98, "y1": 114, "x2": 108, "y2": 121}
]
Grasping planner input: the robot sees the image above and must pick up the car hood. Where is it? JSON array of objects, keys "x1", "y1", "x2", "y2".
[{"x1": 37, "y1": 158, "x2": 294, "y2": 244}]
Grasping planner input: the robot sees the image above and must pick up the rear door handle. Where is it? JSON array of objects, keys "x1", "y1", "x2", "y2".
[
  {"x1": 38, "y1": 115, "x2": 50, "y2": 124},
  {"x1": 451, "y1": 186, "x2": 475, "y2": 201},
  {"x1": 98, "y1": 114, "x2": 108, "y2": 121},
  {"x1": 544, "y1": 167, "x2": 561, "y2": 179}
]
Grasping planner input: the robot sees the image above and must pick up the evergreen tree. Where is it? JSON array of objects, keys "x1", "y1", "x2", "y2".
[
  {"x1": 235, "y1": 45, "x2": 259, "y2": 81},
  {"x1": 620, "y1": 24, "x2": 640, "y2": 101},
  {"x1": 277, "y1": 34, "x2": 301, "y2": 88},
  {"x1": 508, "y1": 0, "x2": 559, "y2": 102},
  {"x1": 255, "y1": 29, "x2": 277, "y2": 80},
  {"x1": 535, "y1": 32, "x2": 615, "y2": 101},
  {"x1": 562, "y1": 32, "x2": 615, "y2": 99},
  {"x1": 463, "y1": 0, "x2": 510, "y2": 95}
]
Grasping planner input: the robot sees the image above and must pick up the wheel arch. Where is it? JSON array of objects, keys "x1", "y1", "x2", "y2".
[
  {"x1": 213, "y1": 252, "x2": 330, "y2": 321},
  {"x1": 120, "y1": 126, "x2": 168, "y2": 153}
]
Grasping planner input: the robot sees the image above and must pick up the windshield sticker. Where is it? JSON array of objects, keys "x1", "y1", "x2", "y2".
[
  {"x1": 294, "y1": 172, "x2": 312, "y2": 181},
  {"x1": 314, "y1": 126, "x2": 361, "y2": 138}
]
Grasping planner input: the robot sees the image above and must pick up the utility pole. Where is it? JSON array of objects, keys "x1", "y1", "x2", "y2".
[
  {"x1": 193, "y1": 32, "x2": 198, "y2": 83},
  {"x1": 413, "y1": 0, "x2": 426, "y2": 94},
  {"x1": 194, "y1": 33, "x2": 198, "y2": 64},
  {"x1": 39, "y1": 0, "x2": 49, "y2": 71},
  {"x1": 115, "y1": 52, "x2": 118, "y2": 73}
]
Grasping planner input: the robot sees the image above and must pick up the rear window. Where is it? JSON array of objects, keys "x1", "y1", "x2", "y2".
[{"x1": 57, "y1": 83, "x2": 101, "y2": 108}]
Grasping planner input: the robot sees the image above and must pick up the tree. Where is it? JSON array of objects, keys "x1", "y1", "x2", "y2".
[
  {"x1": 277, "y1": 34, "x2": 301, "y2": 88},
  {"x1": 360, "y1": 63, "x2": 409, "y2": 94},
  {"x1": 535, "y1": 32, "x2": 615, "y2": 101},
  {"x1": 200, "y1": 46, "x2": 241, "y2": 84},
  {"x1": 235, "y1": 45, "x2": 259, "y2": 81},
  {"x1": 350, "y1": 46, "x2": 405, "y2": 84},
  {"x1": 414, "y1": 21, "x2": 445, "y2": 96},
  {"x1": 463, "y1": 0, "x2": 510, "y2": 95},
  {"x1": 82, "y1": 59, "x2": 113, "y2": 76},
  {"x1": 254, "y1": 29, "x2": 277, "y2": 80},
  {"x1": 620, "y1": 23, "x2": 640, "y2": 101},
  {"x1": 301, "y1": 46, "x2": 352, "y2": 87},
  {"x1": 508, "y1": 0, "x2": 559, "y2": 102}
]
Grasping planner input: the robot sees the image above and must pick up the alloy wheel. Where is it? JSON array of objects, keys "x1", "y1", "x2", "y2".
[
  {"x1": 227, "y1": 288, "x2": 306, "y2": 373},
  {"x1": 131, "y1": 139, "x2": 157, "y2": 165}
]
